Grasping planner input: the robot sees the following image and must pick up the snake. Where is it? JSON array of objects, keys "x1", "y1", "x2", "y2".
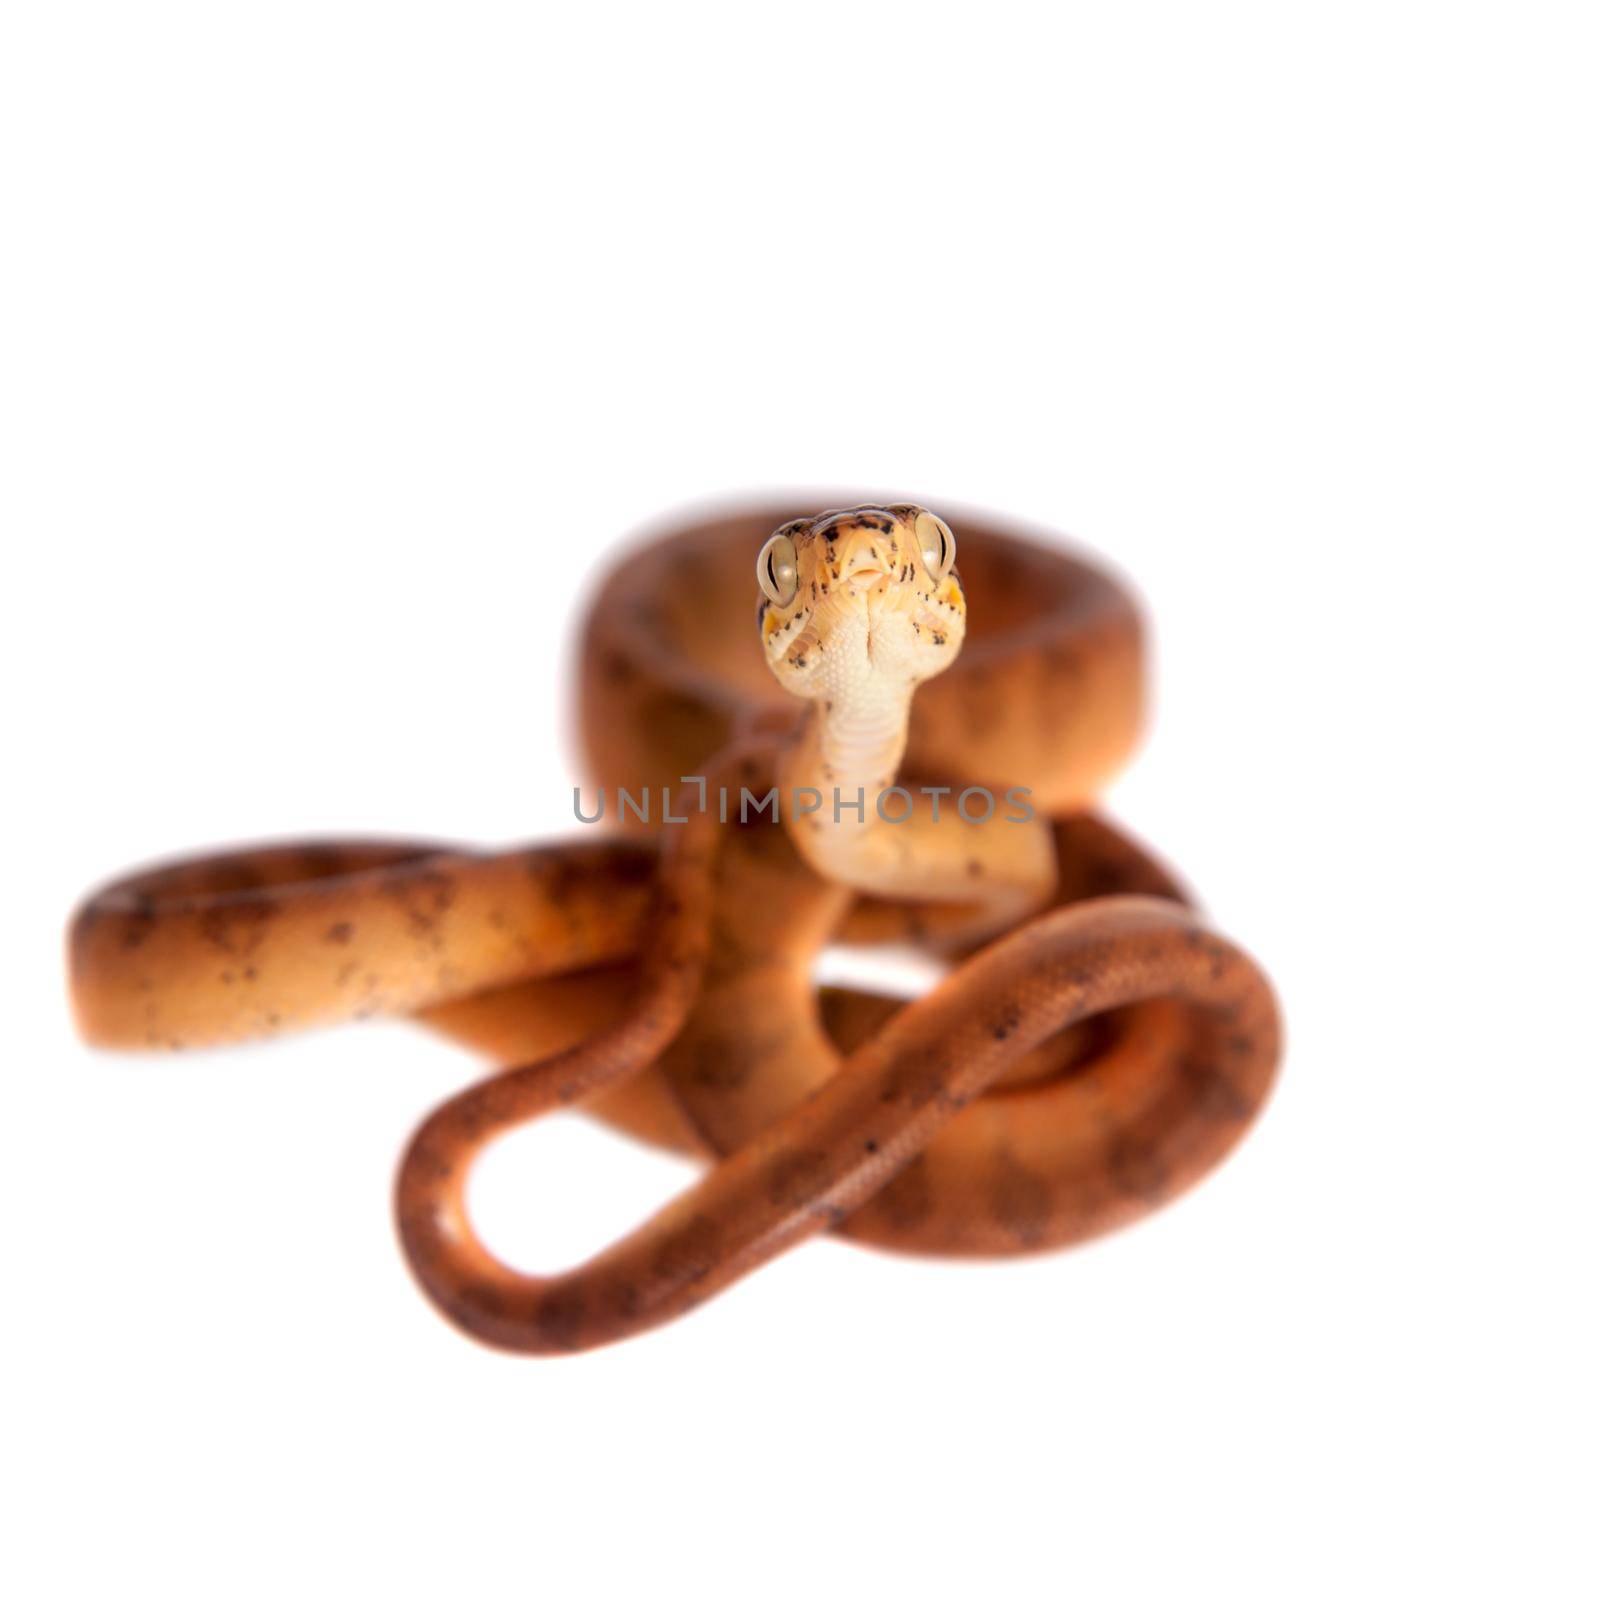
[{"x1": 68, "y1": 499, "x2": 1282, "y2": 1355}]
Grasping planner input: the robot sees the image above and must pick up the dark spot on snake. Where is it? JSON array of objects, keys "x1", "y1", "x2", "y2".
[
  {"x1": 380, "y1": 868, "x2": 457, "y2": 940},
  {"x1": 1043, "y1": 641, "x2": 1084, "y2": 680},
  {"x1": 606, "y1": 847, "x2": 657, "y2": 889},
  {"x1": 325, "y1": 921, "x2": 355, "y2": 945},
  {"x1": 990, "y1": 1149, "x2": 1053, "y2": 1247},
  {"x1": 407, "y1": 1146, "x2": 455, "y2": 1187},
  {"x1": 1110, "y1": 1135, "x2": 1170, "y2": 1200},
  {"x1": 870, "y1": 1156, "x2": 935, "y2": 1232},
  {"x1": 878, "y1": 1050, "x2": 945, "y2": 1110},
  {"x1": 539, "y1": 849, "x2": 602, "y2": 909},
  {"x1": 534, "y1": 1291, "x2": 587, "y2": 1350},
  {"x1": 462, "y1": 1281, "x2": 510, "y2": 1322},
  {"x1": 767, "y1": 1149, "x2": 829, "y2": 1208},
  {"x1": 114, "y1": 902, "x2": 156, "y2": 953},
  {"x1": 650, "y1": 1213, "x2": 720, "y2": 1288},
  {"x1": 296, "y1": 843, "x2": 356, "y2": 878},
  {"x1": 692, "y1": 1044, "x2": 751, "y2": 1091},
  {"x1": 1180, "y1": 1055, "x2": 1254, "y2": 1121},
  {"x1": 198, "y1": 898, "x2": 280, "y2": 959}
]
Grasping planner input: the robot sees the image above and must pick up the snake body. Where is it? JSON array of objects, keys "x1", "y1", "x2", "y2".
[{"x1": 69, "y1": 500, "x2": 1280, "y2": 1354}]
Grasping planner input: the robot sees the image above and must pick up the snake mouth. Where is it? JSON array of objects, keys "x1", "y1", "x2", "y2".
[{"x1": 848, "y1": 569, "x2": 888, "y2": 593}]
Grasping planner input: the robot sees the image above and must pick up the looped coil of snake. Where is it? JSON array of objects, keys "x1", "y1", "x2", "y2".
[{"x1": 68, "y1": 500, "x2": 1282, "y2": 1355}]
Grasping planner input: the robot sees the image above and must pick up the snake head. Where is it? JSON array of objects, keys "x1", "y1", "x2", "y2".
[{"x1": 754, "y1": 505, "x2": 966, "y2": 702}]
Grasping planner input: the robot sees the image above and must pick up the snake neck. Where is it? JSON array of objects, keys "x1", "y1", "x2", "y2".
[
  {"x1": 779, "y1": 685, "x2": 914, "y2": 834},
  {"x1": 821, "y1": 692, "x2": 912, "y2": 796}
]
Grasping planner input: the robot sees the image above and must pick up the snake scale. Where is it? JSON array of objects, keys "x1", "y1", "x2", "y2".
[{"x1": 69, "y1": 500, "x2": 1281, "y2": 1355}]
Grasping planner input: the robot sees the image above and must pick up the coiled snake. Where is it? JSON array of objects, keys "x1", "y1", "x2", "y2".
[{"x1": 69, "y1": 500, "x2": 1281, "y2": 1354}]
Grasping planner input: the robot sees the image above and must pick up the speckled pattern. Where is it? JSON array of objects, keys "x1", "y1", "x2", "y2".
[{"x1": 68, "y1": 499, "x2": 1281, "y2": 1354}]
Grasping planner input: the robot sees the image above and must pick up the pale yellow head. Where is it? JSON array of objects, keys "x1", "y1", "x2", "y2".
[{"x1": 754, "y1": 505, "x2": 966, "y2": 705}]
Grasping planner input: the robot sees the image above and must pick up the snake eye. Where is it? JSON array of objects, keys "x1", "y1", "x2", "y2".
[
  {"x1": 916, "y1": 511, "x2": 956, "y2": 580},
  {"x1": 757, "y1": 532, "x2": 800, "y2": 607}
]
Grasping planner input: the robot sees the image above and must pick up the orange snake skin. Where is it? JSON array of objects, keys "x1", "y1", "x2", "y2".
[{"x1": 68, "y1": 499, "x2": 1282, "y2": 1355}]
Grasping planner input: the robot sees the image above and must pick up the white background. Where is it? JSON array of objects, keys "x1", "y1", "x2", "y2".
[{"x1": 3, "y1": 4, "x2": 1596, "y2": 1596}]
